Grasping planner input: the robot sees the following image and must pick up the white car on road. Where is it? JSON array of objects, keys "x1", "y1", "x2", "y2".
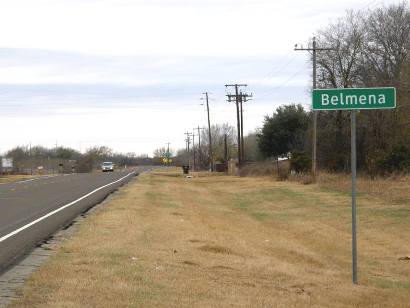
[{"x1": 101, "y1": 162, "x2": 114, "y2": 172}]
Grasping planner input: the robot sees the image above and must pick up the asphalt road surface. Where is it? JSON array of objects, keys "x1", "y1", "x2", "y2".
[{"x1": 0, "y1": 168, "x2": 146, "y2": 272}]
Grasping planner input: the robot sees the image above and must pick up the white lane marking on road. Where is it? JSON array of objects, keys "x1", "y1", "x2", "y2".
[
  {"x1": 44, "y1": 175, "x2": 59, "y2": 178},
  {"x1": 0, "y1": 178, "x2": 37, "y2": 185},
  {"x1": 14, "y1": 175, "x2": 59, "y2": 185},
  {"x1": 0, "y1": 172, "x2": 135, "y2": 243},
  {"x1": 16, "y1": 178, "x2": 37, "y2": 184}
]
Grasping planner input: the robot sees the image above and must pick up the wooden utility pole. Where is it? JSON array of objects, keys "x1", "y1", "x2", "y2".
[
  {"x1": 166, "y1": 142, "x2": 171, "y2": 166},
  {"x1": 202, "y1": 92, "x2": 214, "y2": 171},
  {"x1": 295, "y1": 37, "x2": 333, "y2": 180},
  {"x1": 239, "y1": 94, "x2": 244, "y2": 161},
  {"x1": 184, "y1": 132, "x2": 192, "y2": 169},
  {"x1": 195, "y1": 126, "x2": 205, "y2": 170},
  {"x1": 239, "y1": 91, "x2": 250, "y2": 161},
  {"x1": 225, "y1": 84, "x2": 252, "y2": 165},
  {"x1": 192, "y1": 132, "x2": 197, "y2": 171},
  {"x1": 224, "y1": 133, "x2": 228, "y2": 167}
]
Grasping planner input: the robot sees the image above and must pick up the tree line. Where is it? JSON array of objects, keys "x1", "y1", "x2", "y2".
[
  {"x1": 313, "y1": 2, "x2": 410, "y2": 174},
  {"x1": 259, "y1": 2, "x2": 410, "y2": 175},
  {"x1": 1, "y1": 145, "x2": 156, "y2": 174},
  {"x1": 174, "y1": 3, "x2": 410, "y2": 175}
]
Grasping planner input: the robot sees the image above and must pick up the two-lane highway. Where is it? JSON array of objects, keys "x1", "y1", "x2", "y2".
[{"x1": 0, "y1": 169, "x2": 143, "y2": 272}]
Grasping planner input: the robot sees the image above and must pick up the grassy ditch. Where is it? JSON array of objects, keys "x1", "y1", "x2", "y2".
[
  {"x1": 0, "y1": 175, "x2": 36, "y2": 184},
  {"x1": 317, "y1": 172, "x2": 410, "y2": 206},
  {"x1": 11, "y1": 169, "x2": 410, "y2": 307}
]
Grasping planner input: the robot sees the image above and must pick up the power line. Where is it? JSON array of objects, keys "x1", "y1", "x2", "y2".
[
  {"x1": 255, "y1": 66, "x2": 308, "y2": 99},
  {"x1": 263, "y1": 53, "x2": 298, "y2": 80}
]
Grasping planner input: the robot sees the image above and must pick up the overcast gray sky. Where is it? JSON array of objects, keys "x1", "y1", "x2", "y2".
[{"x1": 0, "y1": 0, "x2": 399, "y2": 155}]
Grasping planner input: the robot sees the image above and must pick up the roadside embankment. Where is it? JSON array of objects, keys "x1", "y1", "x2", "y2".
[
  {"x1": 0, "y1": 175, "x2": 37, "y2": 184},
  {"x1": 10, "y1": 169, "x2": 410, "y2": 307}
]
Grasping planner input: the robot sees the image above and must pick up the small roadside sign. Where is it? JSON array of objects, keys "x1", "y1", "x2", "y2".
[
  {"x1": 313, "y1": 87, "x2": 396, "y2": 110},
  {"x1": 1, "y1": 158, "x2": 13, "y2": 169}
]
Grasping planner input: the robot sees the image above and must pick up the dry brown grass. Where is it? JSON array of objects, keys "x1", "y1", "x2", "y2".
[
  {"x1": 317, "y1": 172, "x2": 410, "y2": 205},
  {"x1": 10, "y1": 168, "x2": 410, "y2": 307},
  {"x1": 238, "y1": 161, "x2": 290, "y2": 178},
  {"x1": 238, "y1": 162, "x2": 277, "y2": 177},
  {"x1": 0, "y1": 175, "x2": 36, "y2": 184}
]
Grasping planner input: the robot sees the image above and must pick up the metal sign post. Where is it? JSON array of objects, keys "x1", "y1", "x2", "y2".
[
  {"x1": 351, "y1": 110, "x2": 358, "y2": 284},
  {"x1": 312, "y1": 87, "x2": 396, "y2": 285}
]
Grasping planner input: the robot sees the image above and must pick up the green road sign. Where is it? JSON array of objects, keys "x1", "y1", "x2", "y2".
[
  {"x1": 312, "y1": 86, "x2": 396, "y2": 284},
  {"x1": 312, "y1": 87, "x2": 396, "y2": 110}
]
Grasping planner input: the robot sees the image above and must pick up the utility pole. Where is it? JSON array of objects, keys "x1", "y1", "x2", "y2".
[
  {"x1": 29, "y1": 142, "x2": 33, "y2": 175},
  {"x1": 239, "y1": 94, "x2": 244, "y2": 161},
  {"x1": 195, "y1": 126, "x2": 205, "y2": 170},
  {"x1": 225, "y1": 84, "x2": 252, "y2": 165},
  {"x1": 192, "y1": 132, "x2": 196, "y2": 171},
  {"x1": 201, "y1": 92, "x2": 213, "y2": 171},
  {"x1": 295, "y1": 37, "x2": 333, "y2": 180},
  {"x1": 184, "y1": 132, "x2": 192, "y2": 169},
  {"x1": 239, "y1": 91, "x2": 250, "y2": 161},
  {"x1": 166, "y1": 142, "x2": 171, "y2": 166},
  {"x1": 224, "y1": 133, "x2": 228, "y2": 170}
]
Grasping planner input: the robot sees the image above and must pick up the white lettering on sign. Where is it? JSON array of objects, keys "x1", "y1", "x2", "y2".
[
  {"x1": 345, "y1": 95, "x2": 357, "y2": 105},
  {"x1": 360, "y1": 95, "x2": 366, "y2": 104},
  {"x1": 322, "y1": 94, "x2": 329, "y2": 105},
  {"x1": 321, "y1": 93, "x2": 387, "y2": 107}
]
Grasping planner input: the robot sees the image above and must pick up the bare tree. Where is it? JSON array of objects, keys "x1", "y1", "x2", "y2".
[
  {"x1": 200, "y1": 123, "x2": 236, "y2": 166},
  {"x1": 361, "y1": 2, "x2": 410, "y2": 85},
  {"x1": 316, "y1": 11, "x2": 364, "y2": 88},
  {"x1": 314, "y1": 11, "x2": 364, "y2": 170}
]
